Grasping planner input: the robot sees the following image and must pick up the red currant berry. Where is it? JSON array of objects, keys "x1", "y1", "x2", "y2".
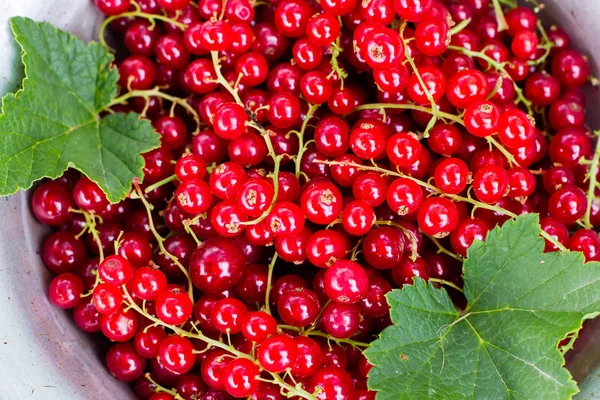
[
  {"x1": 464, "y1": 100, "x2": 500, "y2": 137},
  {"x1": 446, "y1": 69, "x2": 489, "y2": 109},
  {"x1": 241, "y1": 311, "x2": 278, "y2": 343},
  {"x1": 549, "y1": 185, "x2": 587, "y2": 224},
  {"x1": 175, "y1": 178, "x2": 212, "y2": 214},
  {"x1": 211, "y1": 298, "x2": 248, "y2": 334},
  {"x1": 106, "y1": 342, "x2": 146, "y2": 382},
  {"x1": 292, "y1": 336, "x2": 323, "y2": 378},
  {"x1": 49, "y1": 273, "x2": 84, "y2": 309},
  {"x1": 100, "y1": 307, "x2": 138, "y2": 342},
  {"x1": 498, "y1": 109, "x2": 535, "y2": 148},
  {"x1": 417, "y1": 197, "x2": 459, "y2": 238},
  {"x1": 415, "y1": 18, "x2": 450, "y2": 57},
  {"x1": 472, "y1": 165, "x2": 509, "y2": 204},
  {"x1": 341, "y1": 200, "x2": 375, "y2": 236},
  {"x1": 449, "y1": 217, "x2": 489, "y2": 257},
  {"x1": 300, "y1": 179, "x2": 343, "y2": 225},
  {"x1": 190, "y1": 237, "x2": 246, "y2": 293},
  {"x1": 362, "y1": 227, "x2": 404, "y2": 269},
  {"x1": 569, "y1": 229, "x2": 600, "y2": 262},
  {"x1": 223, "y1": 358, "x2": 260, "y2": 397},
  {"x1": 278, "y1": 287, "x2": 321, "y2": 327},
  {"x1": 159, "y1": 336, "x2": 196, "y2": 374},
  {"x1": 306, "y1": 229, "x2": 348, "y2": 268},
  {"x1": 407, "y1": 66, "x2": 447, "y2": 105},
  {"x1": 257, "y1": 334, "x2": 298, "y2": 373},
  {"x1": 434, "y1": 157, "x2": 470, "y2": 195},
  {"x1": 324, "y1": 260, "x2": 369, "y2": 304},
  {"x1": 156, "y1": 287, "x2": 193, "y2": 325},
  {"x1": 321, "y1": 302, "x2": 361, "y2": 339}
]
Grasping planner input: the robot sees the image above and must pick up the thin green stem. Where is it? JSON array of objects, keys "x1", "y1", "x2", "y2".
[
  {"x1": 133, "y1": 182, "x2": 195, "y2": 303},
  {"x1": 122, "y1": 288, "x2": 316, "y2": 400},
  {"x1": 403, "y1": 39, "x2": 439, "y2": 136},
  {"x1": 264, "y1": 253, "x2": 279, "y2": 316},
  {"x1": 486, "y1": 136, "x2": 520, "y2": 167},
  {"x1": 278, "y1": 325, "x2": 371, "y2": 348},
  {"x1": 491, "y1": 0, "x2": 509, "y2": 32},
  {"x1": 144, "y1": 373, "x2": 184, "y2": 400},
  {"x1": 429, "y1": 278, "x2": 464, "y2": 293},
  {"x1": 583, "y1": 132, "x2": 600, "y2": 228},
  {"x1": 353, "y1": 103, "x2": 464, "y2": 125},
  {"x1": 315, "y1": 160, "x2": 568, "y2": 252},
  {"x1": 449, "y1": 18, "x2": 472, "y2": 36},
  {"x1": 295, "y1": 104, "x2": 320, "y2": 177},
  {"x1": 211, "y1": 51, "x2": 244, "y2": 105},
  {"x1": 426, "y1": 235, "x2": 463, "y2": 262},
  {"x1": 447, "y1": 45, "x2": 533, "y2": 115},
  {"x1": 144, "y1": 174, "x2": 177, "y2": 193},
  {"x1": 109, "y1": 88, "x2": 201, "y2": 132},
  {"x1": 83, "y1": 212, "x2": 105, "y2": 262},
  {"x1": 99, "y1": 10, "x2": 187, "y2": 51}
]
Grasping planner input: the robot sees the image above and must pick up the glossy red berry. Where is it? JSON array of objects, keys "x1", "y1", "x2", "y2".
[
  {"x1": 569, "y1": 229, "x2": 600, "y2": 262},
  {"x1": 415, "y1": 18, "x2": 450, "y2": 57},
  {"x1": 362, "y1": 27, "x2": 405, "y2": 70},
  {"x1": 95, "y1": 0, "x2": 131, "y2": 15},
  {"x1": 464, "y1": 100, "x2": 500, "y2": 137},
  {"x1": 387, "y1": 133, "x2": 422, "y2": 167},
  {"x1": 407, "y1": 66, "x2": 447, "y2": 105},
  {"x1": 106, "y1": 342, "x2": 146, "y2": 382},
  {"x1": 223, "y1": 358, "x2": 260, "y2": 397},
  {"x1": 211, "y1": 298, "x2": 248, "y2": 334},
  {"x1": 241, "y1": 311, "x2": 278, "y2": 343},
  {"x1": 156, "y1": 287, "x2": 193, "y2": 325},
  {"x1": 341, "y1": 200, "x2": 375, "y2": 236},
  {"x1": 324, "y1": 260, "x2": 369, "y2": 304},
  {"x1": 257, "y1": 334, "x2": 298, "y2": 373},
  {"x1": 99, "y1": 255, "x2": 133, "y2": 286},
  {"x1": 350, "y1": 118, "x2": 390, "y2": 160},
  {"x1": 446, "y1": 69, "x2": 489, "y2": 109},
  {"x1": 417, "y1": 197, "x2": 459, "y2": 238},
  {"x1": 450, "y1": 217, "x2": 489, "y2": 257},
  {"x1": 549, "y1": 185, "x2": 587, "y2": 224},
  {"x1": 100, "y1": 307, "x2": 138, "y2": 342},
  {"x1": 49, "y1": 273, "x2": 84, "y2": 309},
  {"x1": 31, "y1": 182, "x2": 73, "y2": 226},
  {"x1": 292, "y1": 336, "x2": 323, "y2": 378},
  {"x1": 73, "y1": 176, "x2": 109, "y2": 213},
  {"x1": 278, "y1": 287, "x2": 321, "y2": 327},
  {"x1": 434, "y1": 158, "x2": 470, "y2": 195},
  {"x1": 392, "y1": 256, "x2": 431, "y2": 286},
  {"x1": 321, "y1": 302, "x2": 361, "y2": 339},
  {"x1": 159, "y1": 336, "x2": 196, "y2": 374},
  {"x1": 362, "y1": 227, "x2": 404, "y2": 269},
  {"x1": 190, "y1": 237, "x2": 246, "y2": 293},
  {"x1": 306, "y1": 229, "x2": 348, "y2": 268},
  {"x1": 307, "y1": 14, "x2": 340, "y2": 46},
  {"x1": 498, "y1": 109, "x2": 535, "y2": 148},
  {"x1": 175, "y1": 179, "x2": 212, "y2": 214},
  {"x1": 472, "y1": 165, "x2": 509, "y2": 204},
  {"x1": 395, "y1": 0, "x2": 433, "y2": 22},
  {"x1": 92, "y1": 283, "x2": 123, "y2": 315},
  {"x1": 267, "y1": 93, "x2": 301, "y2": 129},
  {"x1": 300, "y1": 179, "x2": 343, "y2": 225}
]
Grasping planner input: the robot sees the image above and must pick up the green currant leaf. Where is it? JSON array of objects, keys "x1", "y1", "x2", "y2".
[
  {"x1": 366, "y1": 214, "x2": 600, "y2": 400},
  {"x1": 0, "y1": 17, "x2": 160, "y2": 203}
]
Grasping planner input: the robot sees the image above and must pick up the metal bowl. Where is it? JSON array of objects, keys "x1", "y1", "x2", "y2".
[{"x1": 0, "y1": 0, "x2": 600, "y2": 399}]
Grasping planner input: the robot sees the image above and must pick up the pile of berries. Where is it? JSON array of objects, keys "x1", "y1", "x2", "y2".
[{"x1": 31, "y1": 0, "x2": 600, "y2": 398}]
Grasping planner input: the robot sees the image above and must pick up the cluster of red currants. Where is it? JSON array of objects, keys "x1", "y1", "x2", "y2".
[{"x1": 30, "y1": 0, "x2": 600, "y2": 399}]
